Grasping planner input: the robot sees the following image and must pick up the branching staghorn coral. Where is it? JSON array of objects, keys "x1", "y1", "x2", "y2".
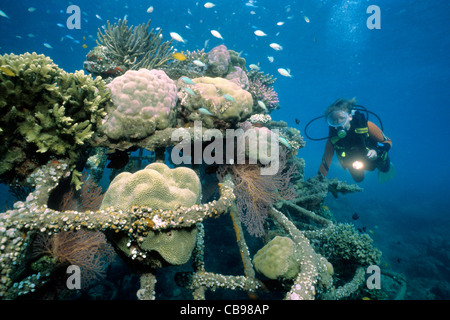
[
  {"x1": 95, "y1": 19, "x2": 173, "y2": 72},
  {"x1": 304, "y1": 223, "x2": 382, "y2": 267},
  {"x1": 247, "y1": 69, "x2": 277, "y2": 86},
  {"x1": 248, "y1": 78, "x2": 280, "y2": 113},
  {"x1": 97, "y1": 19, "x2": 152, "y2": 61}
]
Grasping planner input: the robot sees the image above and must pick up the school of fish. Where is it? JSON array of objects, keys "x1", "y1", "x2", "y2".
[{"x1": 0, "y1": 2, "x2": 307, "y2": 95}]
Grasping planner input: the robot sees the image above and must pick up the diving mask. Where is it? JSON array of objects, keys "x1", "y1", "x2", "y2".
[{"x1": 327, "y1": 110, "x2": 350, "y2": 138}]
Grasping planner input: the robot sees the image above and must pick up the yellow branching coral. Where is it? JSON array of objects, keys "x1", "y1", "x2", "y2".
[{"x1": 0, "y1": 52, "x2": 110, "y2": 188}]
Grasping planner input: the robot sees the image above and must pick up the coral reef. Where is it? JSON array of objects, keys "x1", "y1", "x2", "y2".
[
  {"x1": 305, "y1": 223, "x2": 382, "y2": 267},
  {"x1": 0, "y1": 22, "x2": 400, "y2": 301},
  {"x1": 0, "y1": 52, "x2": 110, "y2": 188},
  {"x1": 84, "y1": 19, "x2": 173, "y2": 79},
  {"x1": 177, "y1": 76, "x2": 253, "y2": 128},
  {"x1": 0, "y1": 150, "x2": 390, "y2": 300},
  {"x1": 84, "y1": 45, "x2": 125, "y2": 79},
  {"x1": 226, "y1": 66, "x2": 249, "y2": 90},
  {"x1": 101, "y1": 162, "x2": 201, "y2": 211},
  {"x1": 205, "y1": 45, "x2": 231, "y2": 77},
  {"x1": 103, "y1": 69, "x2": 178, "y2": 140},
  {"x1": 100, "y1": 163, "x2": 201, "y2": 268},
  {"x1": 247, "y1": 68, "x2": 277, "y2": 86},
  {"x1": 0, "y1": 159, "x2": 235, "y2": 299},
  {"x1": 268, "y1": 207, "x2": 334, "y2": 300},
  {"x1": 163, "y1": 49, "x2": 207, "y2": 80},
  {"x1": 253, "y1": 236, "x2": 300, "y2": 280},
  {"x1": 59, "y1": 172, "x2": 104, "y2": 212},
  {"x1": 222, "y1": 149, "x2": 296, "y2": 237},
  {"x1": 249, "y1": 78, "x2": 280, "y2": 113},
  {"x1": 31, "y1": 230, "x2": 115, "y2": 288},
  {"x1": 290, "y1": 174, "x2": 363, "y2": 212}
]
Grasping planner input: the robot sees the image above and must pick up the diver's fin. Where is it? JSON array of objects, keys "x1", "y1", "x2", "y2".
[{"x1": 378, "y1": 162, "x2": 396, "y2": 183}]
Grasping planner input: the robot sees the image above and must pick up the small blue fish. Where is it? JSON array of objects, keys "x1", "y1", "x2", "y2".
[
  {"x1": 223, "y1": 94, "x2": 236, "y2": 103},
  {"x1": 279, "y1": 136, "x2": 291, "y2": 149},
  {"x1": 183, "y1": 87, "x2": 196, "y2": 96},
  {"x1": 193, "y1": 59, "x2": 206, "y2": 67},
  {"x1": 257, "y1": 100, "x2": 267, "y2": 111},
  {"x1": 96, "y1": 14, "x2": 103, "y2": 20},
  {"x1": 43, "y1": 43, "x2": 53, "y2": 49},
  {"x1": 0, "y1": 9, "x2": 9, "y2": 19},
  {"x1": 56, "y1": 23, "x2": 65, "y2": 28},
  {"x1": 198, "y1": 108, "x2": 215, "y2": 116},
  {"x1": 180, "y1": 76, "x2": 195, "y2": 85}
]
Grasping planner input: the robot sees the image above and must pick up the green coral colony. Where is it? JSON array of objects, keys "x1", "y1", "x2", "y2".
[{"x1": 0, "y1": 20, "x2": 404, "y2": 300}]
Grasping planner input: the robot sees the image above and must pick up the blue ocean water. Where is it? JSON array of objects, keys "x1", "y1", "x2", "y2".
[{"x1": 0, "y1": 0, "x2": 449, "y2": 300}]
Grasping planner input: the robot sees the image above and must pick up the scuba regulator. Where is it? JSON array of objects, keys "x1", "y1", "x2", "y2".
[{"x1": 304, "y1": 105, "x2": 384, "y2": 141}]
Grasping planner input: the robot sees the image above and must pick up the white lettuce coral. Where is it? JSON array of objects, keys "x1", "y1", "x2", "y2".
[{"x1": 103, "y1": 68, "x2": 177, "y2": 140}]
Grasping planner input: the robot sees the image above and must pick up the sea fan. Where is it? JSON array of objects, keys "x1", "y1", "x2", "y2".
[
  {"x1": 222, "y1": 151, "x2": 296, "y2": 237},
  {"x1": 33, "y1": 230, "x2": 116, "y2": 288}
]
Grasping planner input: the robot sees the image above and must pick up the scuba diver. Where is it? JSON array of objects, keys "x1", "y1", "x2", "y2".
[{"x1": 304, "y1": 98, "x2": 394, "y2": 183}]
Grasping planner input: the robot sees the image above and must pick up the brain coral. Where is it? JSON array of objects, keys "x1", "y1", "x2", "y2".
[
  {"x1": 253, "y1": 236, "x2": 300, "y2": 280},
  {"x1": 101, "y1": 162, "x2": 201, "y2": 210},
  {"x1": 178, "y1": 76, "x2": 253, "y2": 128},
  {"x1": 100, "y1": 163, "x2": 201, "y2": 266},
  {"x1": 103, "y1": 69, "x2": 177, "y2": 140}
]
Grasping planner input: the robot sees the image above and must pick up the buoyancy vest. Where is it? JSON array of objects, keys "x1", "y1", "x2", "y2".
[{"x1": 329, "y1": 111, "x2": 380, "y2": 167}]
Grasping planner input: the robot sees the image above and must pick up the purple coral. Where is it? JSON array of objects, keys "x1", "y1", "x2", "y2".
[
  {"x1": 248, "y1": 79, "x2": 280, "y2": 112},
  {"x1": 33, "y1": 230, "x2": 116, "y2": 288},
  {"x1": 206, "y1": 45, "x2": 231, "y2": 77}
]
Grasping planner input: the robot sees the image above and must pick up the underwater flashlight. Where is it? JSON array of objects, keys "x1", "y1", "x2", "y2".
[{"x1": 352, "y1": 161, "x2": 364, "y2": 170}]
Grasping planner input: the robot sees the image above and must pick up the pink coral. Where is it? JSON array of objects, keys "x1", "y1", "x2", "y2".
[
  {"x1": 104, "y1": 69, "x2": 177, "y2": 140},
  {"x1": 248, "y1": 79, "x2": 280, "y2": 112},
  {"x1": 226, "y1": 66, "x2": 249, "y2": 90},
  {"x1": 206, "y1": 45, "x2": 231, "y2": 77}
]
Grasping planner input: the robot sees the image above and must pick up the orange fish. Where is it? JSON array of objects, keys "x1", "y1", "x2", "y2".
[{"x1": 172, "y1": 52, "x2": 187, "y2": 61}]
